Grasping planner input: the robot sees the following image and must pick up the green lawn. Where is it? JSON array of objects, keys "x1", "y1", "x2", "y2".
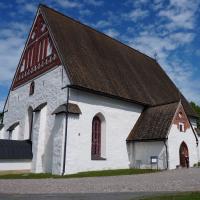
[
  {"x1": 138, "y1": 192, "x2": 200, "y2": 200},
  {"x1": 0, "y1": 168, "x2": 158, "y2": 179}
]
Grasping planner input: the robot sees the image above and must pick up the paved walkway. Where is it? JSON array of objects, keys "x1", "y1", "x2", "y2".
[
  {"x1": 0, "y1": 168, "x2": 199, "y2": 194},
  {"x1": 0, "y1": 192, "x2": 168, "y2": 200}
]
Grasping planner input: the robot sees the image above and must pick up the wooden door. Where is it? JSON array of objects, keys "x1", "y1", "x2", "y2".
[{"x1": 179, "y1": 142, "x2": 189, "y2": 167}]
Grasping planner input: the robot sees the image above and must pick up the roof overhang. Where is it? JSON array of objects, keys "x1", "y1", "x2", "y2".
[
  {"x1": 7, "y1": 122, "x2": 20, "y2": 131},
  {"x1": 52, "y1": 102, "x2": 81, "y2": 115}
]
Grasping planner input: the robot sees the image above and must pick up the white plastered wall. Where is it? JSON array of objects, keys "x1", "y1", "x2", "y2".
[
  {"x1": 2, "y1": 65, "x2": 70, "y2": 173},
  {"x1": 0, "y1": 127, "x2": 5, "y2": 139},
  {"x1": 63, "y1": 89, "x2": 143, "y2": 174},
  {"x1": 51, "y1": 113, "x2": 66, "y2": 175},
  {"x1": 11, "y1": 125, "x2": 20, "y2": 140},
  {"x1": 129, "y1": 141, "x2": 167, "y2": 169},
  {"x1": 167, "y1": 124, "x2": 198, "y2": 169},
  {"x1": 0, "y1": 160, "x2": 31, "y2": 171},
  {"x1": 31, "y1": 106, "x2": 47, "y2": 173},
  {"x1": 198, "y1": 135, "x2": 200, "y2": 162},
  {"x1": 190, "y1": 118, "x2": 200, "y2": 162}
]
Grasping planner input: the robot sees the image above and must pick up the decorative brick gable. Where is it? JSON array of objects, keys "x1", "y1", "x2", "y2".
[
  {"x1": 173, "y1": 104, "x2": 190, "y2": 132},
  {"x1": 12, "y1": 13, "x2": 61, "y2": 90}
]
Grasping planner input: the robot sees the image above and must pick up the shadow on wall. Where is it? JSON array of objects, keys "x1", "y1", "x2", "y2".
[
  {"x1": 126, "y1": 142, "x2": 167, "y2": 170},
  {"x1": 31, "y1": 111, "x2": 40, "y2": 172},
  {"x1": 44, "y1": 114, "x2": 65, "y2": 173},
  {"x1": 70, "y1": 90, "x2": 142, "y2": 114}
]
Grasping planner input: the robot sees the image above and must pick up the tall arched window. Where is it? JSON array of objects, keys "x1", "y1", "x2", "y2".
[
  {"x1": 91, "y1": 116, "x2": 101, "y2": 159},
  {"x1": 29, "y1": 81, "x2": 35, "y2": 96}
]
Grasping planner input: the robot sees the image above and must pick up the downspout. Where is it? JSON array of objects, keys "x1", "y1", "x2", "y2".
[
  {"x1": 163, "y1": 139, "x2": 169, "y2": 170},
  {"x1": 188, "y1": 120, "x2": 199, "y2": 147},
  {"x1": 188, "y1": 120, "x2": 199, "y2": 162},
  {"x1": 62, "y1": 87, "x2": 69, "y2": 176}
]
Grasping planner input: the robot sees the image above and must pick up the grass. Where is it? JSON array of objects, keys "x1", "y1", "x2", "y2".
[
  {"x1": 0, "y1": 168, "x2": 158, "y2": 179},
  {"x1": 138, "y1": 192, "x2": 200, "y2": 200}
]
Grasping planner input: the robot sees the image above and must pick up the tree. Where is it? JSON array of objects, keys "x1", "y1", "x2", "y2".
[{"x1": 190, "y1": 102, "x2": 200, "y2": 128}]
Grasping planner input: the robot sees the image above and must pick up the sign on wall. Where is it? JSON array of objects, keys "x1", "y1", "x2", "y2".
[
  {"x1": 150, "y1": 156, "x2": 158, "y2": 170},
  {"x1": 12, "y1": 14, "x2": 61, "y2": 90}
]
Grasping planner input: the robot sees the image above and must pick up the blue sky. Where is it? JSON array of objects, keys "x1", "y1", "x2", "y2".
[{"x1": 0, "y1": 0, "x2": 200, "y2": 111}]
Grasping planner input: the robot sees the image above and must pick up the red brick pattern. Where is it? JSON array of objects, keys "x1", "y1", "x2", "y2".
[
  {"x1": 173, "y1": 105, "x2": 190, "y2": 132},
  {"x1": 12, "y1": 14, "x2": 61, "y2": 90}
]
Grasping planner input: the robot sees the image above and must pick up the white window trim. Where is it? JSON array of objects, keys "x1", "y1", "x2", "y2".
[{"x1": 179, "y1": 122, "x2": 185, "y2": 132}]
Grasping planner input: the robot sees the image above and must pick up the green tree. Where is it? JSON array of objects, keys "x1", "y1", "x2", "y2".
[{"x1": 190, "y1": 102, "x2": 200, "y2": 128}]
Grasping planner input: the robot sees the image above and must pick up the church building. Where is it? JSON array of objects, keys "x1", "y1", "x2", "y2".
[{"x1": 0, "y1": 5, "x2": 199, "y2": 175}]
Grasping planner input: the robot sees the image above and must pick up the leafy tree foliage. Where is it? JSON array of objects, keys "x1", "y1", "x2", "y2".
[{"x1": 190, "y1": 102, "x2": 200, "y2": 128}]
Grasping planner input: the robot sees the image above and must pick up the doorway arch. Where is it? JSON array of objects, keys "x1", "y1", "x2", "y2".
[{"x1": 179, "y1": 142, "x2": 189, "y2": 167}]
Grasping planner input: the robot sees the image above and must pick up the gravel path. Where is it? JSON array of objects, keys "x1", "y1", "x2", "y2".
[{"x1": 0, "y1": 168, "x2": 199, "y2": 194}]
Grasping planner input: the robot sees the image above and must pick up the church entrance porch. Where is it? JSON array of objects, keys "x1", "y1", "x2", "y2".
[{"x1": 179, "y1": 142, "x2": 189, "y2": 168}]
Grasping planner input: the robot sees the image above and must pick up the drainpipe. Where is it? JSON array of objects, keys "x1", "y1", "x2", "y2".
[
  {"x1": 164, "y1": 139, "x2": 169, "y2": 170},
  {"x1": 188, "y1": 120, "x2": 198, "y2": 147},
  {"x1": 62, "y1": 87, "x2": 69, "y2": 176}
]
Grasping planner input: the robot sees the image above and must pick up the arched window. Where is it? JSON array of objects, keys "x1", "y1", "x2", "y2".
[
  {"x1": 91, "y1": 116, "x2": 101, "y2": 159},
  {"x1": 29, "y1": 81, "x2": 35, "y2": 96}
]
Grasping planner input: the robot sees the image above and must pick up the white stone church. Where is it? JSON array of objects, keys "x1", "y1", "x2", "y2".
[{"x1": 0, "y1": 5, "x2": 199, "y2": 175}]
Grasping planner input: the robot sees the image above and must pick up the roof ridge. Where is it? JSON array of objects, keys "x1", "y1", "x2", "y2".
[
  {"x1": 149, "y1": 101, "x2": 179, "y2": 108},
  {"x1": 39, "y1": 4, "x2": 156, "y2": 63}
]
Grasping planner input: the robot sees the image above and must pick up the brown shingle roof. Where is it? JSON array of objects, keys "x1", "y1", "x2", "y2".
[
  {"x1": 40, "y1": 5, "x2": 197, "y2": 118},
  {"x1": 7, "y1": 121, "x2": 20, "y2": 131},
  {"x1": 52, "y1": 103, "x2": 81, "y2": 115},
  {"x1": 127, "y1": 102, "x2": 179, "y2": 141}
]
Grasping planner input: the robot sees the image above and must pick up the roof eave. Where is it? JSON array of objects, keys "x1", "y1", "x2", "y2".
[
  {"x1": 126, "y1": 138, "x2": 167, "y2": 142},
  {"x1": 68, "y1": 85, "x2": 150, "y2": 107}
]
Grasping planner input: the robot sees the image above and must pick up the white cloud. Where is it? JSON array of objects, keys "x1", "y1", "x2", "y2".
[
  {"x1": 56, "y1": 0, "x2": 82, "y2": 8},
  {"x1": 79, "y1": 9, "x2": 93, "y2": 16},
  {"x1": 169, "y1": 32, "x2": 195, "y2": 44},
  {"x1": 0, "y1": 22, "x2": 28, "y2": 85},
  {"x1": 84, "y1": 0, "x2": 104, "y2": 6},
  {"x1": 122, "y1": 27, "x2": 198, "y2": 104},
  {"x1": 0, "y1": 36, "x2": 24, "y2": 84},
  {"x1": 123, "y1": 8, "x2": 149, "y2": 22},
  {"x1": 14, "y1": 1, "x2": 37, "y2": 14},
  {"x1": 119, "y1": 0, "x2": 199, "y2": 104},
  {"x1": 162, "y1": 58, "x2": 200, "y2": 104},
  {"x1": 23, "y1": 3, "x2": 37, "y2": 13},
  {"x1": 0, "y1": 0, "x2": 199, "y2": 106},
  {"x1": 158, "y1": 0, "x2": 200, "y2": 31},
  {"x1": 104, "y1": 28, "x2": 119, "y2": 38},
  {"x1": 124, "y1": 0, "x2": 148, "y2": 7},
  {"x1": 93, "y1": 20, "x2": 111, "y2": 28}
]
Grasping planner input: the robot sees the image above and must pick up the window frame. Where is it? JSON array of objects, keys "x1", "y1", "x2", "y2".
[
  {"x1": 29, "y1": 81, "x2": 35, "y2": 96},
  {"x1": 91, "y1": 116, "x2": 101, "y2": 159},
  {"x1": 179, "y1": 122, "x2": 185, "y2": 132}
]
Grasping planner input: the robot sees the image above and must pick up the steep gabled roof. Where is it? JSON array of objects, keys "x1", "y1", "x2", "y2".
[
  {"x1": 127, "y1": 102, "x2": 179, "y2": 141},
  {"x1": 39, "y1": 5, "x2": 197, "y2": 117}
]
